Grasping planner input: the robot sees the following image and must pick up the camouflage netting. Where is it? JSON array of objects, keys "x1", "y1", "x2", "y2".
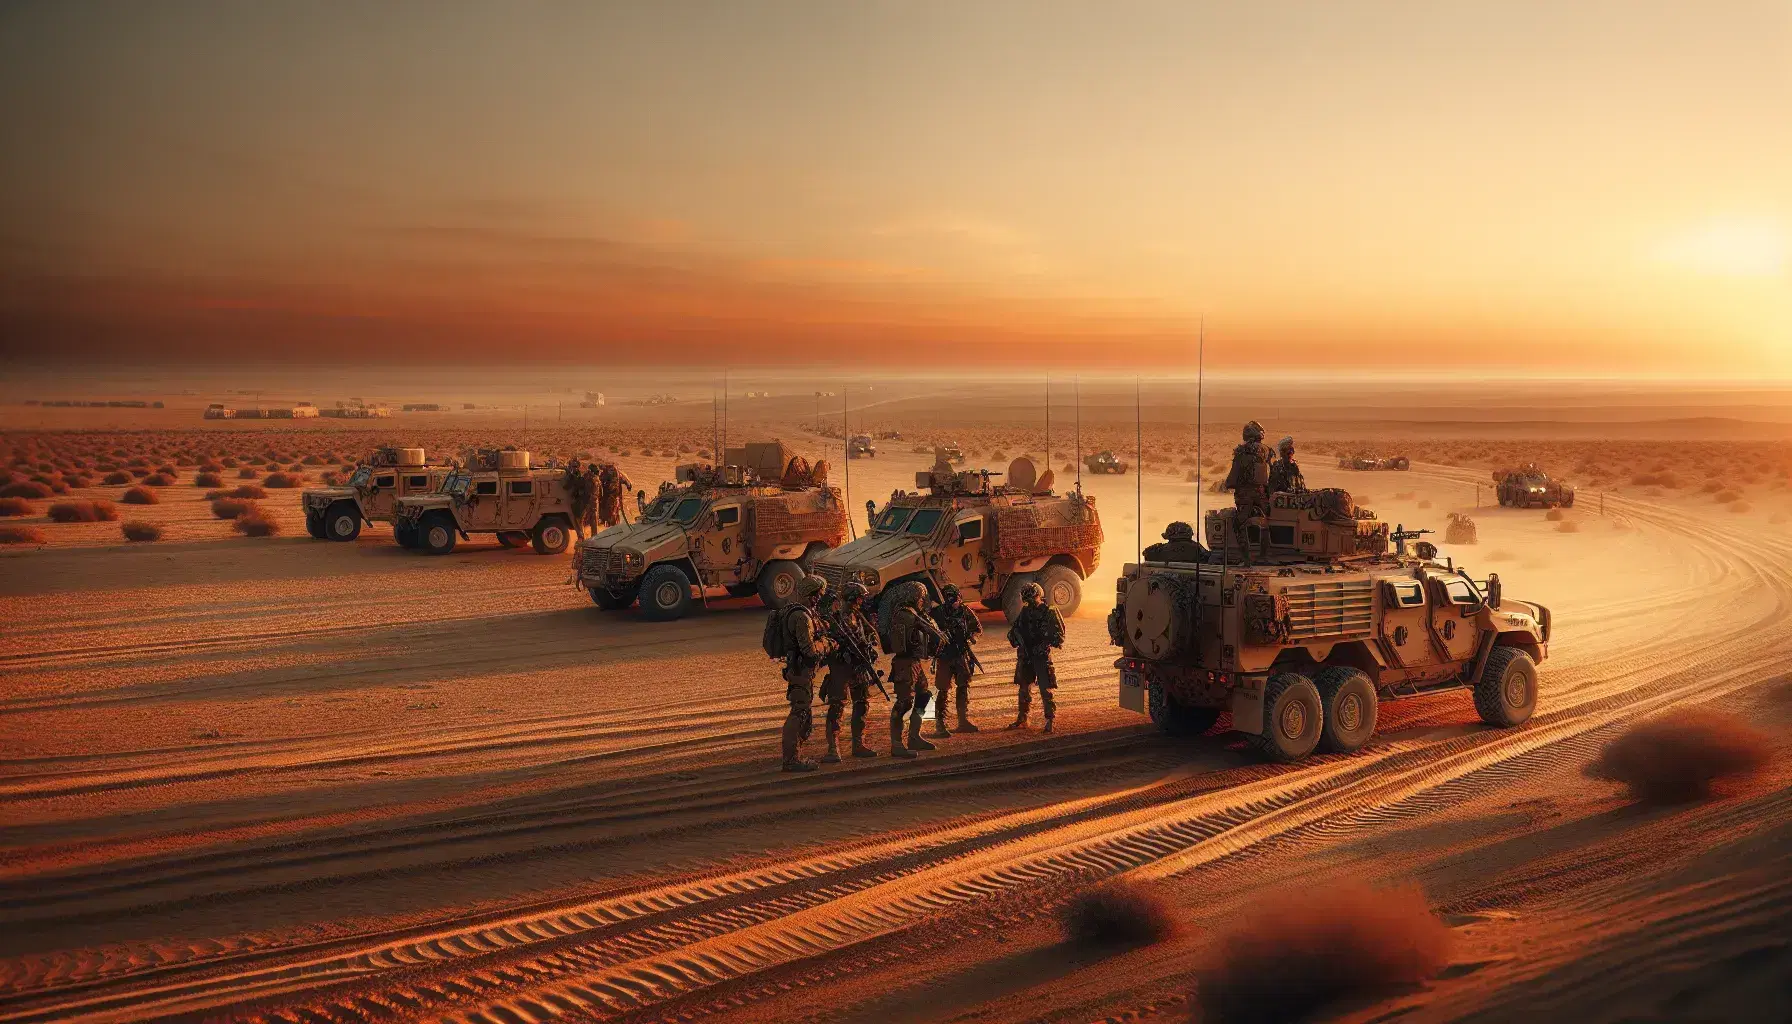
[
  {"x1": 992, "y1": 501, "x2": 1103, "y2": 561},
  {"x1": 746, "y1": 490, "x2": 845, "y2": 547}
]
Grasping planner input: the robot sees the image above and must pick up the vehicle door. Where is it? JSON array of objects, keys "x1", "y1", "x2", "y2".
[
  {"x1": 503, "y1": 477, "x2": 538, "y2": 529},
  {"x1": 466, "y1": 478, "x2": 500, "y2": 529},
  {"x1": 940, "y1": 512, "x2": 987, "y2": 591},
  {"x1": 1379, "y1": 576, "x2": 1432, "y2": 668},
  {"x1": 400, "y1": 471, "x2": 432, "y2": 498},
  {"x1": 366, "y1": 471, "x2": 397, "y2": 515},
  {"x1": 1426, "y1": 572, "x2": 1483, "y2": 663},
  {"x1": 700, "y1": 501, "x2": 743, "y2": 576}
]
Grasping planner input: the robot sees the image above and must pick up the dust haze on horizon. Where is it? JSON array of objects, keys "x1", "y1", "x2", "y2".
[{"x1": 2, "y1": 1, "x2": 1789, "y2": 371}]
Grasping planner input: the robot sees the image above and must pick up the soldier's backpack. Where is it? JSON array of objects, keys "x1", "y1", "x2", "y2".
[{"x1": 761, "y1": 605, "x2": 807, "y2": 660}]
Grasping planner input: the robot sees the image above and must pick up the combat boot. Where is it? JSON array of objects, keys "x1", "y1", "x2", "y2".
[
  {"x1": 890, "y1": 720, "x2": 917, "y2": 759},
  {"x1": 907, "y1": 715, "x2": 937, "y2": 751},
  {"x1": 1005, "y1": 689, "x2": 1031, "y2": 730},
  {"x1": 782, "y1": 758, "x2": 818, "y2": 772},
  {"x1": 930, "y1": 710, "x2": 951, "y2": 739},
  {"x1": 954, "y1": 691, "x2": 980, "y2": 733},
  {"x1": 850, "y1": 718, "x2": 878, "y2": 758},
  {"x1": 821, "y1": 738, "x2": 841, "y2": 764},
  {"x1": 1042, "y1": 717, "x2": 1055, "y2": 734}
]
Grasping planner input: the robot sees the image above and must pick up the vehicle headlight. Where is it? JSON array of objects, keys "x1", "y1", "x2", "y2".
[
  {"x1": 856, "y1": 570, "x2": 881, "y2": 588},
  {"x1": 620, "y1": 550, "x2": 644, "y2": 568}
]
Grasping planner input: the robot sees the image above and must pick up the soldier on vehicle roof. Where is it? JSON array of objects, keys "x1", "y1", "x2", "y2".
[
  {"x1": 777, "y1": 575, "x2": 837, "y2": 772},
  {"x1": 1269, "y1": 435, "x2": 1306, "y2": 495},
  {"x1": 1142, "y1": 521, "x2": 1207, "y2": 562},
  {"x1": 1223, "y1": 420, "x2": 1275, "y2": 561},
  {"x1": 1006, "y1": 582, "x2": 1064, "y2": 732}
]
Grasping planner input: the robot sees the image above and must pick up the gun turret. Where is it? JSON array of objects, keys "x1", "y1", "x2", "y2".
[{"x1": 1391, "y1": 524, "x2": 1433, "y2": 557}]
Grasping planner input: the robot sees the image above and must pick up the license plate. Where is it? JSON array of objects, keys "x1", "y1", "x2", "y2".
[{"x1": 1118, "y1": 669, "x2": 1145, "y2": 712}]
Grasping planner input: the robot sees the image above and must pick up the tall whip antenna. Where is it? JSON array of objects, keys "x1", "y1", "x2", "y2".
[
  {"x1": 1196, "y1": 316, "x2": 1205, "y2": 535},
  {"x1": 843, "y1": 385, "x2": 855, "y2": 539},
  {"x1": 1074, "y1": 374, "x2": 1082, "y2": 490},
  {"x1": 1044, "y1": 373, "x2": 1051, "y2": 474},
  {"x1": 1135, "y1": 376, "x2": 1143, "y2": 562}
]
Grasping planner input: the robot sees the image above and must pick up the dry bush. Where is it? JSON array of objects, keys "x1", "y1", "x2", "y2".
[
  {"x1": 1417, "y1": 499, "x2": 1432, "y2": 509},
  {"x1": 199, "y1": 460, "x2": 223, "y2": 472},
  {"x1": 120, "y1": 486, "x2": 159, "y2": 505},
  {"x1": 1729, "y1": 501, "x2": 1752, "y2": 514},
  {"x1": 0, "y1": 481, "x2": 53, "y2": 499},
  {"x1": 1632, "y1": 471, "x2": 1678, "y2": 488},
  {"x1": 1557, "y1": 521, "x2": 1581, "y2": 533},
  {"x1": 142, "y1": 473, "x2": 174, "y2": 486},
  {"x1": 47, "y1": 500, "x2": 118, "y2": 523},
  {"x1": 129, "y1": 466, "x2": 150, "y2": 478},
  {"x1": 211, "y1": 498, "x2": 253, "y2": 520},
  {"x1": 121, "y1": 521, "x2": 164, "y2": 542},
  {"x1": 232, "y1": 508, "x2": 280, "y2": 537},
  {"x1": 221, "y1": 456, "x2": 240, "y2": 468},
  {"x1": 238, "y1": 467, "x2": 260, "y2": 479},
  {"x1": 1195, "y1": 883, "x2": 1450, "y2": 1024},
  {"x1": 0, "y1": 497, "x2": 31, "y2": 517},
  {"x1": 1588, "y1": 710, "x2": 1771, "y2": 804},
  {"x1": 263, "y1": 471, "x2": 302, "y2": 488},
  {"x1": 0, "y1": 525, "x2": 48, "y2": 545},
  {"x1": 1545, "y1": 507, "x2": 1565, "y2": 521},
  {"x1": 1059, "y1": 879, "x2": 1178, "y2": 948},
  {"x1": 194, "y1": 472, "x2": 223, "y2": 488},
  {"x1": 1715, "y1": 489, "x2": 1741, "y2": 504},
  {"x1": 1486, "y1": 549, "x2": 1514, "y2": 561},
  {"x1": 102, "y1": 471, "x2": 132, "y2": 485},
  {"x1": 302, "y1": 453, "x2": 327, "y2": 465},
  {"x1": 155, "y1": 464, "x2": 178, "y2": 476},
  {"x1": 1394, "y1": 491, "x2": 1415, "y2": 501}
]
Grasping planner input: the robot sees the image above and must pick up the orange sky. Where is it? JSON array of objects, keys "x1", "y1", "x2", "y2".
[{"x1": 2, "y1": 2, "x2": 1789, "y2": 371}]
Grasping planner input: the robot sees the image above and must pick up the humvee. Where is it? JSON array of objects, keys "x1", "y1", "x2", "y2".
[
  {"x1": 810, "y1": 454, "x2": 1103, "y2": 624},
  {"x1": 1085, "y1": 450, "x2": 1129, "y2": 475},
  {"x1": 392, "y1": 449, "x2": 576, "y2": 555},
  {"x1": 937, "y1": 444, "x2": 967, "y2": 465},
  {"x1": 1109, "y1": 489, "x2": 1550, "y2": 761},
  {"x1": 1495, "y1": 465, "x2": 1575, "y2": 508},
  {"x1": 1338, "y1": 452, "x2": 1411, "y2": 471},
  {"x1": 849, "y1": 435, "x2": 877, "y2": 459},
  {"x1": 575, "y1": 442, "x2": 849, "y2": 620},
  {"x1": 303, "y1": 447, "x2": 451, "y2": 541}
]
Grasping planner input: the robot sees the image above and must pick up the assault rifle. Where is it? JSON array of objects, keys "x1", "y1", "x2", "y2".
[
  {"x1": 937, "y1": 615, "x2": 983, "y2": 676},
  {"x1": 824, "y1": 611, "x2": 890, "y2": 702}
]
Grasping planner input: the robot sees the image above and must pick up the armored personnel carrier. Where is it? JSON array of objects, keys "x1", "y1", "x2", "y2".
[
  {"x1": 303, "y1": 446, "x2": 451, "y2": 541},
  {"x1": 848, "y1": 435, "x2": 878, "y2": 459},
  {"x1": 1109, "y1": 489, "x2": 1550, "y2": 761},
  {"x1": 1495, "y1": 464, "x2": 1575, "y2": 508},
  {"x1": 1338, "y1": 451, "x2": 1411, "y2": 471},
  {"x1": 1085, "y1": 450, "x2": 1129, "y2": 475},
  {"x1": 392, "y1": 449, "x2": 576, "y2": 555},
  {"x1": 575, "y1": 442, "x2": 849, "y2": 620},
  {"x1": 811, "y1": 453, "x2": 1103, "y2": 623}
]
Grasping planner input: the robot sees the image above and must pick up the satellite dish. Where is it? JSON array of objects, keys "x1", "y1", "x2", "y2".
[
  {"x1": 1007, "y1": 457, "x2": 1037, "y2": 492},
  {"x1": 1034, "y1": 468, "x2": 1055, "y2": 493}
]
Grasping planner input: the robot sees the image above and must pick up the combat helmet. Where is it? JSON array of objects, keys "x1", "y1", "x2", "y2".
[
  {"x1": 1243, "y1": 420, "x2": 1265, "y2": 443},
  {"x1": 796, "y1": 575, "x2": 828, "y2": 601},
  {"x1": 939, "y1": 582, "x2": 961, "y2": 602},
  {"x1": 888, "y1": 579, "x2": 927, "y2": 609},
  {"x1": 842, "y1": 581, "x2": 870, "y2": 604},
  {"x1": 1278, "y1": 435, "x2": 1295, "y2": 454},
  {"x1": 1163, "y1": 521, "x2": 1194, "y2": 542},
  {"x1": 1021, "y1": 581, "x2": 1044, "y2": 604}
]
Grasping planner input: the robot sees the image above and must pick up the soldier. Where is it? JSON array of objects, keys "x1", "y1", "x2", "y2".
[
  {"x1": 598, "y1": 463, "x2": 633, "y2": 527},
  {"x1": 885, "y1": 581, "x2": 945, "y2": 759},
  {"x1": 865, "y1": 498, "x2": 878, "y2": 531},
  {"x1": 931, "y1": 583, "x2": 984, "y2": 735},
  {"x1": 562, "y1": 459, "x2": 589, "y2": 539},
  {"x1": 821, "y1": 582, "x2": 882, "y2": 760},
  {"x1": 1223, "y1": 420, "x2": 1275, "y2": 560},
  {"x1": 1005, "y1": 582, "x2": 1065, "y2": 732},
  {"x1": 581, "y1": 464, "x2": 601, "y2": 536},
  {"x1": 1142, "y1": 521, "x2": 1207, "y2": 562},
  {"x1": 778, "y1": 575, "x2": 837, "y2": 772},
  {"x1": 1269, "y1": 436, "x2": 1306, "y2": 494}
]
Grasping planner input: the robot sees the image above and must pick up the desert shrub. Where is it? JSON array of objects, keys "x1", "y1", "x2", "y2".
[
  {"x1": 1556, "y1": 520, "x2": 1580, "y2": 533},
  {"x1": 1545, "y1": 507, "x2": 1565, "y2": 521},
  {"x1": 1700, "y1": 480, "x2": 1722, "y2": 494},
  {"x1": 231, "y1": 484, "x2": 267, "y2": 499},
  {"x1": 195, "y1": 472, "x2": 223, "y2": 488},
  {"x1": 1715, "y1": 489, "x2": 1741, "y2": 504},
  {"x1": 302, "y1": 454, "x2": 326, "y2": 465},
  {"x1": 121, "y1": 521, "x2": 164, "y2": 542},
  {"x1": 263, "y1": 471, "x2": 301, "y2": 488},
  {"x1": 222, "y1": 457, "x2": 240, "y2": 468},
  {"x1": 0, "y1": 497, "x2": 31, "y2": 517},
  {"x1": 0, "y1": 481, "x2": 53, "y2": 499},
  {"x1": 1394, "y1": 491, "x2": 1415, "y2": 501},
  {"x1": 1060, "y1": 879, "x2": 1178, "y2": 948},
  {"x1": 121, "y1": 486, "x2": 159, "y2": 505},
  {"x1": 102, "y1": 471, "x2": 132, "y2": 485},
  {"x1": 1195, "y1": 883, "x2": 1450, "y2": 1024},
  {"x1": 155, "y1": 464, "x2": 178, "y2": 476},
  {"x1": 0, "y1": 525, "x2": 48, "y2": 545},
  {"x1": 63, "y1": 474, "x2": 91, "y2": 488},
  {"x1": 130, "y1": 467, "x2": 150, "y2": 478},
  {"x1": 238, "y1": 467, "x2": 260, "y2": 479},
  {"x1": 232, "y1": 509, "x2": 280, "y2": 537},
  {"x1": 1589, "y1": 710, "x2": 1771, "y2": 804},
  {"x1": 199, "y1": 460, "x2": 222, "y2": 472},
  {"x1": 1730, "y1": 501, "x2": 1752, "y2": 514},
  {"x1": 1770, "y1": 512, "x2": 1788, "y2": 525},
  {"x1": 211, "y1": 498, "x2": 252, "y2": 520},
  {"x1": 1417, "y1": 499, "x2": 1432, "y2": 509},
  {"x1": 47, "y1": 500, "x2": 118, "y2": 523},
  {"x1": 141, "y1": 473, "x2": 174, "y2": 486}
]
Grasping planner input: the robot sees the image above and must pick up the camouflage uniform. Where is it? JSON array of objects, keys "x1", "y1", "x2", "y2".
[
  {"x1": 581, "y1": 465, "x2": 600, "y2": 536},
  {"x1": 780, "y1": 575, "x2": 837, "y2": 772},
  {"x1": 1142, "y1": 521, "x2": 1207, "y2": 562},
  {"x1": 1005, "y1": 582, "x2": 1065, "y2": 732},
  {"x1": 562, "y1": 460, "x2": 589, "y2": 539},
  {"x1": 932, "y1": 583, "x2": 984, "y2": 735},
  {"x1": 1269, "y1": 436, "x2": 1305, "y2": 494},
  {"x1": 820, "y1": 584, "x2": 881, "y2": 760},
  {"x1": 885, "y1": 581, "x2": 945, "y2": 759},
  {"x1": 1223, "y1": 421, "x2": 1275, "y2": 560},
  {"x1": 598, "y1": 464, "x2": 632, "y2": 527}
]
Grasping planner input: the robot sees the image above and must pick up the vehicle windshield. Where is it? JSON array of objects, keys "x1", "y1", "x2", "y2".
[
  {"x1": 874, "y1": 507, "x2": 913, "y2": 533},
  {"x1": 671, "y1": 497, "x2": 704, "y2": 525},
  {"x1": 641, "y1": 493, "x2": 705, "y2": 525},
  {"x1": 905, "y1": 508, "x2": 945, "y2": 535},
  {"x1": 349, "y1": 467, "x2": 372, "y2": 489},
  {"x1": 442, "y1": 472, "x2": 470, "y2": 498}
]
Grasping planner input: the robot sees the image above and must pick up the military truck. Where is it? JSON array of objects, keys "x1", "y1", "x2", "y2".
[
  {"x1": 1495, "y1": 465, "x2": 1575, "y2": 508},
  {"x1": 939, "y1": 444, "x2": 967, "y2": 465},
  {"x1": 303, "y1": 447, "x2": 451, "y2": 541},
  {"x1": 1108, "y1": 489, "x2": 1550, "y2": 761},
  {"x1": 1338, "y1": 452, "x2": 1411, "y2": 471},
  {"x1": 810, "y1": 453, "x2": 1103, "y2": 624},
  {"x1": 849, "y1": 435, "x2": 878, "y2": 459},
  {"x1": 1085, "y1": 450, "x2": 1129, "y2": 475},
  {"x1": 575, "y1": 442, "x2": 849, "y2": 620},
  {"x1": 392, "y1": 449, "x2": 576, "y2": 555}
]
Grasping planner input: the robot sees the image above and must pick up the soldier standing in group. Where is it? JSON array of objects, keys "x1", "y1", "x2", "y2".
[
  {"x1": 562, "y1": 458, "x2": 590, "y2": 539},
  {"x1": 885, "y1": 581, "x2": 944, "y2": 759},
  {"x1": 820, "y1": 582, "x2": 882, "y2": 760},
  {"x1": 598, "y1": 463, "x2": 632, "y2": 527},
  {"x1": 778, "y1": 575, "x2": 836, "y2": 772},
  {"x1": 1269, "y1": 435, "x2": 1306, "y2": 494},
  {"x1": 931, "y1": 583, "x2": 984, "y2": 735},
  {"x1": 580, "y1": 464, "x2": 600, "y2": 536},
  {"x1": 1143, "y1": 521, "x2": 1206, "y2": 561},
  {"x1": 1223, "y1": 420, "x2": 1275, "y2": 561},
  {"x1": 1005, "y1": 582, "x2": 1065, "y2": 732}
]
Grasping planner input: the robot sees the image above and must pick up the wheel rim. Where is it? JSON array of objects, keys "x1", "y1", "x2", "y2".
[
  {"x1": 1278, "y1": 698, "x2": 1308, "y2": 740},
  {"x1": 428, "y1": 526, "x2": 449, "y2": 548},
  {"x1": 1505, "y1": 670, "x2": 1529, "y2": 708},
  {"x1": 653, "y1": 580, "x2": 683, "y2": 609},
  {"x1": 1049, "y1": 579, "x2": 1074, "y2": 606},
  {"x1": 1337, "y1": 692, "x2": 1364, "y2": 732},
  {"x1": 332, "y1": 515, "x2": 355, "y2": 537},
  {"x1": 542, "y1": 525, "x2": 564, "y2": 548},
  {"x1": 773, "y1": 572, "x2": 795, "y2": 599}
]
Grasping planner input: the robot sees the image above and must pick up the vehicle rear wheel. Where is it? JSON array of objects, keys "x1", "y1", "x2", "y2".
[
  {"x1": 324, "y1": 501, "x2": 361, "y2": 541},
  {"x1": 1474, "y1": 647, "x2": 1537, "y2": 727},
  {"x1": 1001, "y1": 572, "x2": 1040, "y2": 624},
  {"x1": 639, "y1": 564, "x2": 694, "y2": 621},
  {"x1": 497, "y1": 531, "x2": 529, "y2": 548},
  {"x1": 756, "y1": 559, "x2": 805, "y2": 608},
  {"x1": 531, "y1": 516, "x2": 570, "y2": 555},
  {"x1": 1148, "y1": 682, "x2": 1220, "y2": 737},
  {"x1": 420, "y1": 513, "x2": 457, "y2": 555},
  {"x1": 1251, "y1": 672, "x2": 1323, "y2": 762},
  {"x1": 1037, "y1": 564, "x2": 1083, "y2": 616},
  {"x1": 1314, "y1": 666, "x2": 1378, "y2": 753},
  {"x1": 590, "y1": 584, "x2": 638, "y2": 610}
]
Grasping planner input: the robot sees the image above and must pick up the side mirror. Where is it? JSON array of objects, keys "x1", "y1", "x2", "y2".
[{"x1": 1486, "y1": 573, "x2": 1502, "y2": 609}]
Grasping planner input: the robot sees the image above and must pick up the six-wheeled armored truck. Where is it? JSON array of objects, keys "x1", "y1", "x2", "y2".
[
  {"x1": 1085, "y1": 450, "x2": 1129, "y2": 475},
  {"x1": 1337, "y1": 452, "x2": 1411, "y2": 471},
  {"x1": 303, "y1": 447, "x2": 451, "y2": 541},
  {"x1": 393, "y1": 449, "x2": 577, "y2": 555},
  {"x1": 1109, "y1": 489, "x2": 1550, "y2": 761},
  {"x1": 811, "y1": 453, "x2": 1103, "y2": 623},
  {"x1": 1495, "y1": 465, "x2": 1575, "y2": 508},
  {"x1": 574, "y1": 442, "x2": 849, "y2": 620}
]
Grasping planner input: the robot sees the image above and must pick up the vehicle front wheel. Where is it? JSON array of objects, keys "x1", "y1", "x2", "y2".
[
  {"x1": 420, "y1": 513, "x2": 457, "y2": 555},
  {"x1": 1314, "y1": 666, "x2": 1378, "y2": 753},
  {"x1": 1037, "y1": 564, "x2": 1083, "y2": 616},
  {"x1": 1148, "y1": 682, "x2": 1220, "y2": 737},
  {"x1": 756, "y1": 559, "x2": 805, "y2": 608},
  {"x1": 1000, "y1": 571, "x2": 1041, "y2": 624},
  {"x1": 1474, "y1": 647, "x2": 1537, "y2": 727},
  {"x1": 1251, "y1": 672, "x2": 1323, "y2": 762},
  {"x1": 639, "y1": 565, "x2": 694, "y2": 621},
  {"x1": 324, "y1": 501, "x2": 362, "y2": 541},
  {"x1": 531, "y1": 516, "x2": 570, "y2": 555}
]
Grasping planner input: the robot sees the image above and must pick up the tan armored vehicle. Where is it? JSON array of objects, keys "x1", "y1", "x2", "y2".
[
  {"x1": 1085, "y1": 450, "x2": 1129, "y2": 475},
  {"x1": 393, "y1": 449, "x2": 576, "y2": 555},
  {"x1": 575, "y1": 442, "x2": 849, "y2": 620},
  {"x1": 1338, "y1": 451, "x2": 1411, "y2": 471},
  {"x1": 1109, "y1": 489, "x2": 1550, "y2": 761},
  {"x1": 811, "y1": 453, "x2": 1103, "y2": 623},
  {"x1": 303, "y1": 447, "x2": 451, "y2": 541},
  {"x1": 1495, "y1": 464, "x2": 1575, "y2": 508}
]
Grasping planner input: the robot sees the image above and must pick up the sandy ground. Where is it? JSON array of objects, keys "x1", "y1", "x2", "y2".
[{"x1": 2, "y1": 395, "x2": 1790, "y2": 1024}]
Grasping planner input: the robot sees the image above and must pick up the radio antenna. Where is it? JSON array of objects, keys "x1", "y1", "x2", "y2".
[
  {"x1": 843, "y1": 385, "x2": 855, "y2": 539},
  {"x1": 1135, "y1": 376, "x2": 1142, "y2": 562},
  {"x1": 1196, "y1": 316, "x2": 1205, "y2": 534},
  {"x1": 1044, "y1": 373, "x2": 1051, "y2": 474},
  {"x1": 1074, "y1": 374, "x2": 1082, "y2": 491}
]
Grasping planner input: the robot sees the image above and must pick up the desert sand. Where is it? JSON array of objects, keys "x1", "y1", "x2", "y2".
[{"x1": 2, "y1": 375, "x2": 1789, "y2": 1023}]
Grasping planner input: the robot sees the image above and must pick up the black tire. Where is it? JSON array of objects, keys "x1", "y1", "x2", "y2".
[
  {"x1": 419, "y1": 513, "x2": 457, "y2": 555},
  {"x1": 1148, "y1": 682, "x2": 1221, "y2": 737},
  {"x1": 394, "y1": 522, "x2": 419, "y2": 549},
  {"x1": 1561, "y1": 492, "x2": 1576, "y2": 509},
  {"x1": 531, "y1": 516, "x2": 570, "y2": 555},
  {"x1": 639, "y1": 564, "x2": 694, "y2": 621},
  {"x1": 756, "y1": 559, "x2": 805, "y2": 608},
  {"x1": 1037, "y1": 563, "x2": 1083, "y2": 617},
  {"x1": 323, "y1": 501, "x2": 362, "y2": 542},
  {"x1": 1314, "y1": 666, "x2": 1378, "y2": 753},
  {"x1": 589, "y1": 584, "x2": 638, "y2": 610},
  {"x1": 497, "y1": 531, "x2": 529, "y2": 549},
  {"x1": 304, "y1": 511, "x2": 326, "y2": 539},
  {"x1": 1474, "y1": 647, "x2": 1537, "y2": 727},
  {"x1": 1001, "y1": 571, "x2": 1040, "y2": 624},
  {"x1": 1251, "y1": 672, "x2": 1323, "y2": 762},
  {"x1": 725, "y1": 583, "x2": 759, "y2": 599}
]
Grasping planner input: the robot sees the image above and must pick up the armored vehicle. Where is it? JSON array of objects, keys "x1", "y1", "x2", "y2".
[
  {"x1": 939, "y1": 444, "x2": 967, "y2": 465},
  {"x1": 392, "y1": 449, "x2": 576, "y2": 555},
  {"x1": 1109, "y1": 489, "x2": 1550, "y2": 761},
  {"x1": 849, "y1": 435, "x2": 878, "y2": 459},
  {"x1": 303, "y1": 447, "x2": 451, "y2": 541},
  {"x1": 1338, "y1": 452, "x2": 1411, "y2": 471},
  {"x1": 575, "y1": 442, "x2": 849, "y2": 620},
  {"x1": 811, "y1": 453, "x2": 1103, "y2": 623},
  {"x1": 1495, "y1": 465, "x2": 1575, "y2": 508},
  {"x1": 1085, "y1": 450, "x2": 1129, "y2": 475}
]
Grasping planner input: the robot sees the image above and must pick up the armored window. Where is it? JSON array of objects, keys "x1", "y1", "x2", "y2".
[
  {"x1": 714, "y1": 505, "x2": 740, "y2": 527},
  {"x1": 1388, "y1": 580, "x2": 1425, "y2": 608},
  {"x1": 408, "y1": 475, "x2": 428, "y2": 488},
  {"x1": 1268, "y1": 524, "x2": 1296, "y2": 546},
  {"x1": 375, "y1": 475, "x2": 395, "y2": 488},
  {"x1": 905, "y1": 508, "x2": 944, "y2": 535},
  {"x1": 509, "y1": 480, "x2": 534, "y2": 496},
  {"x1": 672, "y1": 497, "x2": 704, "y2": 524},
  {"x1": 955, "y1": 518, "x2": 982, "y2": 543},
  {"x1": 875, "y1": 507, "x2": 913, "y2": 533},
  {"x1": 1444, "y1": 578, "x2": 1480, "y2": 607},
  {"x1": 475, "y1": 481, "x2": 498, "y2": 496}
]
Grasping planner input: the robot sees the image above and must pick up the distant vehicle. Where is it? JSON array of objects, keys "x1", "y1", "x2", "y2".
[
  {"x1": 877, "y1": 430, "x2": 903, "y2": 440},
  {"x1": 1111, "y1": 490, "x2": 1550, "y2": 761},
  {"x1": 303, "y1": 446, "x2": 451, "y2": 541},
  {"x1": 1084, "y1": 450, "x2": 1129, "y2": 474},
  {"x1": 392, "y1": 449, "x2": 576, "y2": 555},
  {"x1": 1337, "y1": 452, "x2": 1411, "y2": 471},
  {"x1": 1494, "y1": 465, "x2": 1575, "y2": 508},
  {"x1": 939, "y1": 444, "x2": 966, "y2": 465},
  {"x1": 848, "y1": 435, "x2": 877, "y2": 458}
]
